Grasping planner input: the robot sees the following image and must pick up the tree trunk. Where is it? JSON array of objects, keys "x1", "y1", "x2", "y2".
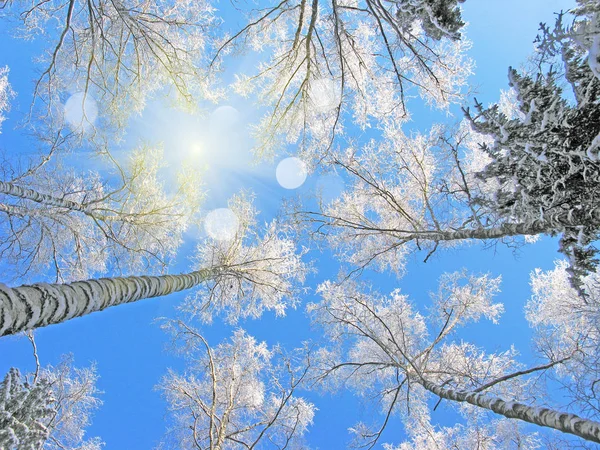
[
  {"x1": 421, "y1": 379, "x2": 600, "y2": 443},
  {"x1": 404, "y1": 206, "x2": 600, "y2": 243},
  {"x1": 0, "y1": 180, "x2": 92, "y2": 213},
  {"x1": 405, "y1": 222, "x2": 547, "y2": 242},
  {"x1": 0, "y1": 268, "x2": 217, "y2": 336}
]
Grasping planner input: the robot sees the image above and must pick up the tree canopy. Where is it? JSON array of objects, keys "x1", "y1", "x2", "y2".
[{"x1": 1, "y1": 0, "x2": 599, "y2": 448}]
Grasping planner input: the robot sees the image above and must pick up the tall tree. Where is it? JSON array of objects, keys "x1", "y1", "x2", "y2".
[
  {"x1": 526, "y1": 260, "x2": 600, "y2": 421},
  {"x1": 217, "y1": 0, "x2": 472, "y2": 158},
  {"x1": 1, "y1": 0, "x2": 218, "y2": 128},
  {"x1": 299, "y1": 122, "x2": 551, "y2": 276},
  {"x1": 308, "y1": 272, "x2": 600, "y2": 446},
  {"x1": 0, "y1": 356, "x2": 102, "y2": 450},
  {"x1": 0, "y1": 195, "x2": 308, "y2": 336},
  {"x1": 300, "y1": 93, "x2": 598, "y2": 282},
  {"x1": 159, "y1": 321, "x2": 314, "y2": 449},
  {"x1": 0, "y1": 145, "x2": 203, "y2": 282}
]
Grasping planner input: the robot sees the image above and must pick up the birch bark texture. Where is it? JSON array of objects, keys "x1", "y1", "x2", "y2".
[
  {"x1": 0, "y1": 195, "x2": 308, "y2": 336},
  {"x1": 0, "y1": 181, "x2": 93, "y2": 214},
  {"x1": 0, "y1": 268, "x2": 215, "y2": 336},
  {"x1": 421, "y1": 380, "x2": 600, "y2": 443}
]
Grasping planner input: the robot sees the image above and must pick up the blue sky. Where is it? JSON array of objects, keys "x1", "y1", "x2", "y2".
[{"x1": 0, "y1": 1, "x2": 577, "y2": 448}]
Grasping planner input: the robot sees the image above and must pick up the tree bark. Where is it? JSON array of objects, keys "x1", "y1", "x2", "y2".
[
  {"x1": 0, "y1": 268, "x2": 217, "y2": 336},
  {"x1": 403, "y1": 206, "x2": 600, "y2": 243},
  {"x1": 421, "y1": 379, "x2": 600, "y2": 443},
  {"x1": 404, "y1": 222, "x2": 547, "y2": 242},
  {"x1": 0, "y1": 180, "x2": 92, "y2": 213}
]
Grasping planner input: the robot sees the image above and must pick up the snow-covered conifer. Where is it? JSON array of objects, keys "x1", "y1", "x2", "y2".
[
  {"x1": 0, "y1": 357, "x2": 101, "y2": 450},
  {"x1": 465, "y1": 5, "x2": 600, "y2": 291}
]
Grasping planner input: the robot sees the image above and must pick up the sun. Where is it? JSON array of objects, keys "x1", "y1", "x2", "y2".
[{"x1": 189, "y1": 142, "x2": 203, "y2": 159}]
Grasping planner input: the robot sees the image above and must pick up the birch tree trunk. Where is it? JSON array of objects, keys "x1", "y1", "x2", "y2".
[
  {"x1": 403, "y1": 206, "x2": 600, "y2": 243},
  {"x1": 420, "y1": 379, "x2": 600, "y2": 443},
  {"x1": 0, "y1": 268, "x2": 217, "y2": 336},
  {"x1": 0, "y1": 180, "x2": 92, "y2": 214},
  {"x1": 405, "y1": 222, "x2": 546, "y2": 242}
]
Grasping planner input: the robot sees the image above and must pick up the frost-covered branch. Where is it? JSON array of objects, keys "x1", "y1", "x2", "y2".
[
  {"x1": 159, "y1": 322, "x2": 314, "y2": 449},
  {"x1": 527, "y1": 261, "x2": 600, "y2": 419},
  {"x1": 308, "y1": 272, "x2": 597, "y2": 446},
  {"x1": 216, "y1": 0, "x2": 471, "y2": 159},
  {"x1": 2, "y1": 0, "x2": 219, "y2": 127},
  {"x1": 0, "y1": 146, "x2": 202, "y2": 282},
  {"x1": 183, "y1": 193, "x2": 310, "y2": 324}
]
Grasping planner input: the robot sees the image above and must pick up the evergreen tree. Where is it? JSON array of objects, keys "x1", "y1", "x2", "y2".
[
  {"x1": 465, "y1": 5, "x2": 600, "y2": 292},
  {"x1": 395, "y1": 0, "x2": 466, "y2": 41},
  {"x1": 0, "y1": 369, "x2": 53, "y2": 449},
  {"x1": 0, "y1": 358, "x2": 102, "y2": 450}
]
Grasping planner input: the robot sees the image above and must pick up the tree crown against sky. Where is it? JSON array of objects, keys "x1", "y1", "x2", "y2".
[
  {"x1": 0, "y1": 144, "x2": 205, "y2": 283},
  {"x1": 1, "y1": 0, "x2": 474, "y2": 159},
  {"x1": 1, "y1": 0, "x2": 600, "y2": 448},
  {"x1": 309, "y1": 268, "x2": 600, "y2": 447},
  {"x1": 159, "y1": 321, "x2": 314, "y2": 449},
  {"x1": 297, "y1": 2, "x2": 600, "y2": 286},
  {"x1": 1, "y1": 0, "x2": 219, "y2": 128},
  {"x1": 216, "y1": 0, "x2": 473, "y2": 160},
  {"x1": 463, "y1": 9, "x2": 600, "y2": 292}
]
